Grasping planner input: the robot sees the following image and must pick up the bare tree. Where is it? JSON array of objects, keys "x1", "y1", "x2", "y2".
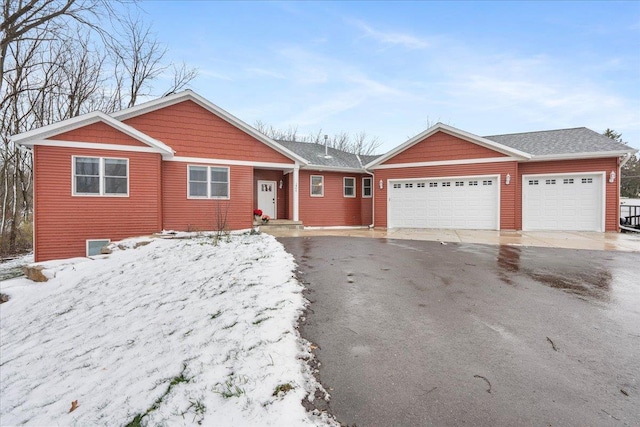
[
  {"x1": 254, "y1": 121, "x2": 382, "y2": 155},
  {"x1": 0, "y1": 1, "x2": 198, "y2": 254}
]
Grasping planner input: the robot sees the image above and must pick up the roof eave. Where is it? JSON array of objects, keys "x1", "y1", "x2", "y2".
[
  {"x1": 111, "y1": 91, "x2": 309, "y2": 165},
  {"x1": 527, "y1": 150, "x2": 637, "y2": 162},
  {"x1": 368, "y1": 123, "x2": 531, "y2": 167},
  {"x1": 301, "y1": 164, "x2": 366, "y2": 173},
  {"x1": 11, "y1": 111, "x2": 175, "y2": 156}
]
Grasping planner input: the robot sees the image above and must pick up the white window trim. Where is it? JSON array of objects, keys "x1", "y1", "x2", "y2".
[
  {"x1": 86, "y1": 239, "x2": 110, "y2": 257},
  {"x1": 310, "y1": 175, "x2": 324, "y2": 197},
  {"x1": 343, "y1": 177, "x2": 356, "y2": 198},
  {"x1": 72, "y1": 156, "x2": 129, "y2": 197},
  {"x1": 362, "y1": 177, "x2": 372, "y2": 198},
  {"x1": 187, "y1": 165, "x2": 230, "y2": 200}
]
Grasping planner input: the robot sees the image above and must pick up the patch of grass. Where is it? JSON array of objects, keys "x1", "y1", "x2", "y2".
[
  {"x1": 252, "y1": 317, "x2": 269, "y2": 325},
  {"x1": 273, "y1": 383, "x2": 294, "y2": 397},
  {"x1": 125, "y1": 363, "x2": 191, "y2": 427},
  {"x1": 222, "y1": 321, "x2": 237, "y2": 330},
  {"x1": 186, "y1": 399, "x2": 206, "y2": 425},
  {"x1": 215, "y1": 376, "x2": 246, "y2": 399}
]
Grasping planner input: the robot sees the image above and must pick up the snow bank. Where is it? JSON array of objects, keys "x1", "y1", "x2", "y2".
[{"x1": 0, "y1": 233, "x2": 335, "y2": 426}]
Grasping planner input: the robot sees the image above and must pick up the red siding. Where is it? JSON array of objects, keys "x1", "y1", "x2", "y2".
[
  {"x1": 33, "y1": 145, "x2": 162, "y2": 262},
  {"x1": 518, "y1": 158, "x2": 619, "y2": 231},
  {"x1": 161, "y1": 161, "x2": 253, "y2": 231},
  {"x1": 298, "y1": 171, "x2": 372, "y2": 227},
  {"x1": 253, "y1": 169, "x2": 287, "y2": 219},
  {"x1": 383, "y1": 131, "x2": 507, "y2": 165},
  {"x1": 123, "y1": 100, "x2": 293, "y2": 163},
  {"x1": 373, "y1": 162, "x2": 518, "y2": 229},
  {"x1": 50, "y1": 122, "x2": 148, "y2": 147}
]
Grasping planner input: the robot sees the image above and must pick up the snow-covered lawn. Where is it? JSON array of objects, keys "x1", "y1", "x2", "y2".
[{"x1": 0, "y1": 233, "x2": 335, "y2": 426}]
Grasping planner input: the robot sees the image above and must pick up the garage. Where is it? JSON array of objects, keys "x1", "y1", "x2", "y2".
[
  {"x1": 388, "y1": 175, "x2": 499, "y2": 229},
  {"x1": 522, "y1": 173, "x2": 604, "y2": 232}
]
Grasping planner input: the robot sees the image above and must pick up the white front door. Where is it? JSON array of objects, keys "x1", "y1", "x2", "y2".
[{"x1": 257, "y1": 180, "x2": 277, "y2": 219}]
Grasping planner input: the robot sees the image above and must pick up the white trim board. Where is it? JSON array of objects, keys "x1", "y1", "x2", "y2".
[
  {"x1": 168, "y1": 156, "x2": 296, "y2": 169},
  {"x1": 26, "y1": 140, "x2": 162, "y2": 154},
  {"x1": 372, "y1": 157, "x2": 516, "y2": 170}
]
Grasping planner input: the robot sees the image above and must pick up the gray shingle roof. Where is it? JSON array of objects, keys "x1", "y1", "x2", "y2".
[
  {"x1": 484, "y1": 127, "x2": 632, "y2": 156},
  {"x1": 277, "y1": 140, "x2": 366, "y2": 169}
]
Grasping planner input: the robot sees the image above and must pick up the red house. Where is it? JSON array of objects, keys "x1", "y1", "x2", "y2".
[{"x1": 12, "y1": 91, "x2": 636, "y2": 261}]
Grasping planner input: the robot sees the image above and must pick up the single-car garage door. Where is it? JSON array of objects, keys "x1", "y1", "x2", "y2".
[
  {"x1": 522, "y1": 173, "x2": 603, "y2": 232},
  {"x1": 388, "y1": 176, "x2": 499, "y2": 229}
]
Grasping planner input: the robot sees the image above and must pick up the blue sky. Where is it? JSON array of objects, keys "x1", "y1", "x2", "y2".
[{"x1": 141, "y1": 1, "x2": 640, "y2": 152}]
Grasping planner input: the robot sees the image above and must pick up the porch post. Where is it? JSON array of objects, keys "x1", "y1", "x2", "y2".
[{"x1": 293, "y1": 163, "x2": 300, "y2": 221}]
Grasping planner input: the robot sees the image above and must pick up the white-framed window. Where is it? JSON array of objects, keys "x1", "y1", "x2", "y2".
[
  {"x1": 311, "y1": 175, "x2": 324, "y2": 197},
  {"x1": 563, "y1": 178, "x2": 574, "y2": 184},
  {"x1": 405, "y1": 183, "x2": 413, "y2": 188},
  {"x1": 581, "y1": 178, "x2": 593, "y2": 184},
  {"x1": 417, "y1": 182, "x2": 425, "y2": 188},
  {"x1": 442, "y1": 182, "x2": 451, "y2": 187},
  {"x1": 86, "y1": 239, "x2": 110, "y2": 256},
  {"x1": 344, "y1": 177, "x2": 356, "y2": 197},
  {"x1": 455, "y1": 181, "x2": 464, "y2": 187},
  {"x1": 362, "y1": 177, "x2": 372, "y2": 198},
  {"x1": 545, "y1": 179, "x2": 556, "y2": 185},
  {"x1": 469, "y1": 181, "x2": 478, "y2": 186},
  {"x1": 393, "y1": 183, "x2": 402, "y2": 189},
  {"x1": 73, "y1": 156, "x2": 129, "y2": 196},
  {"x1": 188, "y1": 165, "x2": 229, "y2": 199},
  {"x1": 482, "y1": 180, "x2": 493, "y2": 186},
  {"x1": 429, "y1": 182, "x2": 437, "y2": 188}
]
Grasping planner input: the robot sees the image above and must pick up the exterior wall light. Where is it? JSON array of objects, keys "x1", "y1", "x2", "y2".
[
  {"x1": 379, "y1": 180, "x2": 383, "y2": 189},
  {"x1": 609, "y1": 171, "x2": 616, "y2": 183},
  {"x1": 505, "y1": 174, "x2": 511, "y2": 185},
  {"x1": 279, "y1": 180, "x2": 283, "y2": 189}
]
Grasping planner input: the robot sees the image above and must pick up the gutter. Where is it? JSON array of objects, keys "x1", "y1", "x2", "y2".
[{"x1": 620, "y1": 152, "x2": 633, "y2": 168}]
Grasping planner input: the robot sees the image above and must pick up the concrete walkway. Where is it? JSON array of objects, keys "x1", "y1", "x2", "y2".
[{"x1": 263, "y1": 227, "x2": 640, "y2": 252}]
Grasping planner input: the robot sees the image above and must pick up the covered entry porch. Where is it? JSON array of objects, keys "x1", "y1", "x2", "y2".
[{"x1": 253, "y1": 165, "x2": 300, "y2": 222}]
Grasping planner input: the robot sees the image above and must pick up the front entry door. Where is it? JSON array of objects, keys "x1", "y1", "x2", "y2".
[{"x1": 257, "y1": 180, "x2": 277, "y2": 219}]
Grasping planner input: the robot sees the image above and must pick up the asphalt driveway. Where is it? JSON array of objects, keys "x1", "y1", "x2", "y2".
[{"x1": 279, "y1": 236, "x2": 640, "y2": 427}]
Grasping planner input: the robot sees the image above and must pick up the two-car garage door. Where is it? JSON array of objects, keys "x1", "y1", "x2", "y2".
[
  {"x1": 522, "y1": 173, "x2": 604, "y2": 232},
  {"x1": 388, "y1": 176, "x2": 499, "y2": 229},
  {"x1": 388, "y1": 172, "x2": 604, "y2": 232}
]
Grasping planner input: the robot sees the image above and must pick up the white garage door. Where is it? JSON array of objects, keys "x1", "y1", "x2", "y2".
[
  {"x1": 388, "y1": 176, "x2": 499, "y2": 229},
  {"x1": 522, "y1": 174, "x2": 603, "y2": 231}
]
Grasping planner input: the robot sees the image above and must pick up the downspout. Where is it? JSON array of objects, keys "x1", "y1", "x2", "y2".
[
  {"x1": 356, "y1": 153, "x2": 375, "y2": 228},
  {"x1": 620, "y1": 152, "x2": 633, "y2": 168},
  {"x1": 366, "y1": 169, "x2": 375, "y2": 228}
]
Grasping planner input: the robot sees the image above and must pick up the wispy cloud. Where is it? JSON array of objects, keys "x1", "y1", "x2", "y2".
[
  {"x1": 351, "y1": 20, "x2": 430, "y2": 49},
  {"x1": 244, "y1": 67, "x2": 286, "y2": 79}
]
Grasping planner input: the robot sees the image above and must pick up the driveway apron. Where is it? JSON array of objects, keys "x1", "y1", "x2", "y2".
[{"x1": 279, "y1": 236, "x2": 640, "y2": 427}]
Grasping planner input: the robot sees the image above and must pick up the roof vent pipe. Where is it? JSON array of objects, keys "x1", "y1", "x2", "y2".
[{"x1": 324, "y1": 134, "x2": 328, "y2": 157}]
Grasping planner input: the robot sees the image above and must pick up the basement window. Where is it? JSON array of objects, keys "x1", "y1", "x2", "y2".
[{"x1": 86, "y1": 239, "x2": 110, "y2": 256}]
